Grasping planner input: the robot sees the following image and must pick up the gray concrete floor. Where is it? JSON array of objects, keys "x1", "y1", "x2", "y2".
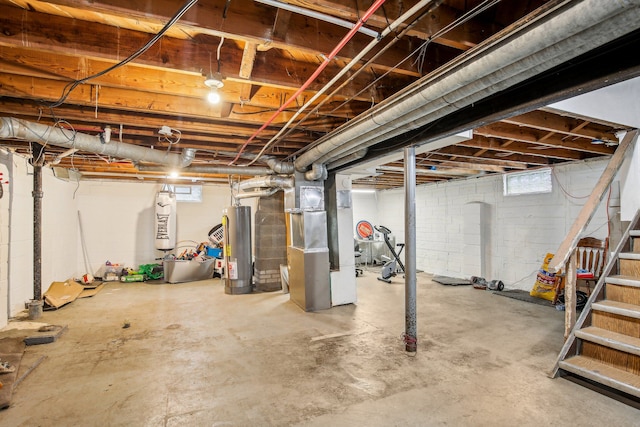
[{"x1": 2, "y1": 270, "x2": 640, "y2": 426}]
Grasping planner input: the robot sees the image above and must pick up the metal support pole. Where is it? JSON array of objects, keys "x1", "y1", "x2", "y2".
[
  {"x1": 32, "y1": 143, "x2": 45, "y2": 300},
  {"x1": 404, "y1": 146, "x2": 417, "y2": 352}
]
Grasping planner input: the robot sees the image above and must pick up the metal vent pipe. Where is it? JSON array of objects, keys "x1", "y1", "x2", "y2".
[
  {"x1": 295, "y1": 0, "x2": 640, "y2": 170},
  {"x1": 0, "y1": 117, "x2": 196, "y2": 168}
]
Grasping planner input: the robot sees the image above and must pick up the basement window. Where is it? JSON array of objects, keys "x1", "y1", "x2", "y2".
[
  {"x1": 167, "y1": 184, "x2": 202, "y2": 202},
  {"x1": 503, "y1": 168, "x2": 552, "y2": 196}
]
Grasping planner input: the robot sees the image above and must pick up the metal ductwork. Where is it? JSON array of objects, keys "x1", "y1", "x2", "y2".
[
  {"x1": 326, "y1": 148, "x2": 368, "y2": 171},
  {"x1": 137, "y1": 164, "x2": 274, "y2": 176},
  {"x1": 233, "y1": 188, "x2": 279, "y2": 200},
  {"x1": 294, "y1": 0, "x2": 640, "y2": 170},
  {"x1": 304, "y1": 163, "x2": 328, "y2": 181},
  {"x1": 0, "y1": 117, "x2": 196, "y2": 168},
  {"x1": 218, "y1": 151, "x2": 295, "y2": 175},
  {"x1": 233, "y1": 175, "x2": 294, "y2": 193},
  {"x1": 231, "y1": 175, "x2": 294, "y2": 200}
]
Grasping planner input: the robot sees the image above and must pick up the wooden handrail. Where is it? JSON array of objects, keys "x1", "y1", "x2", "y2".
[{"x1": 548, "y1": 129, "x2": 638, "y2": 274}]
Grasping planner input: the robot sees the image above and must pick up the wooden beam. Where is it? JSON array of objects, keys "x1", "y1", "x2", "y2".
[
  {"x1": 239, "y1": 42, "x2": 258, "y2": 80},
  {"x1": 476, "y1": 123, "x2": 616, "y2": 156},
  {"x1": 435, "y1": 145, "x2": 547, "y2": 167},
  {"x1": 459, "y1": 135, "x2": 586, "y2": 161},
  {"x1": 0, "y1": 8, "x2": 416, "y2": 101},
  {"x1": 272, "y1": 8, "x2": 292, "y2": 41},
  {"x1": 502, "y1": 110, "x2": 619, "y2": 143},
  {"x1": 7, "y1": 0, "x2": 422, "y2": 76}
]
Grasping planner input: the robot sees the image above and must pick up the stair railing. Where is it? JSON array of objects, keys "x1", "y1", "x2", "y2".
[
  {"x1": 547, "y1": 130, "x2": 638, "y2": 338},
  {"x1": 550, "y1": 208, "x2": 640, "y2": 377}
]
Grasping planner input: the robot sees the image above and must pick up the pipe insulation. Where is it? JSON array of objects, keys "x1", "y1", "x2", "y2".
[
  {"x1": 218, "y1": 151, "x2": 295, "y2": 174},
  {"x1": 0, "y1": 117, "x2": 196, "y2": 168},
  {"x1": 233, "y1": 175, "x2": 294, "y2": 193},
  {"x1": 296, "y1": 0, "x2": 640, "y2": 170}
]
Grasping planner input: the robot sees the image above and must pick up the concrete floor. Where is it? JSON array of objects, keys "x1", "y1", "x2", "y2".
[{"x1": 2, "y1": 270, "x2": 640, "y2": 426}]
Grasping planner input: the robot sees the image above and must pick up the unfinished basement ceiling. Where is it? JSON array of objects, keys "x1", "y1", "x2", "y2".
[{"x1": 0, "y1": 0, "x2": 639, "y2": 189}]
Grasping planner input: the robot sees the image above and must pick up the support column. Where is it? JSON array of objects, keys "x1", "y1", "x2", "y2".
[
  {"x1": 404, "y1": 146, "x2": 417, "y2": 352},
  {"x1": 32, "y1": 143, "x2": 45, "y2": 301}
]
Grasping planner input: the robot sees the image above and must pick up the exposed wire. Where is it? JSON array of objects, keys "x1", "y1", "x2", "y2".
[
  {"x1": 47, "y1": 0, "x2": 199, "y2": 108},
  {"x1": 327, "y1": 0, "x2": 501, "y2": 116},
  {"x1": 551, "y1": 168, "x2": 591, "y2": 200},
  {"x1": 281, "y1": 0, "x2": 494, "y2": 161},
  {"x1": 245, "y1": 0, "x2": 437, "y2": 165},
  {"x1": 229, "y1": 0, "x2": 387, "y2": 165}
]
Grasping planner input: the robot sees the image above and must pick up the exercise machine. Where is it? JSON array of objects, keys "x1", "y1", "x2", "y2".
[{"x1": 375, "y1": 225, "x2": 405, "y2": 283}]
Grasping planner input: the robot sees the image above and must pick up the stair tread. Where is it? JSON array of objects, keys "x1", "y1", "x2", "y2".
[
  {"x1": 593, "y1": 300, "x2": 640, "y2": 319},
  {"x1": 576, "y1": 326, "x2": 640, "y2": 356},
  {"x1": 559, "y1": 355, "x2": 640, "y2": 398},
  {"x1": 606, "y1": 275, "x2": 640, "y2": 287},
  {"x1": 630, "y1": 230, "x2": 640, "y2": 237}
]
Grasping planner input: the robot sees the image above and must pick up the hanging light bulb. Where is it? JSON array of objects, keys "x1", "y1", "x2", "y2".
[
  {"x1": 207, "y1": 87, "x2": 221, "y2": 104},
  {"x1": 204, "y1": 72, "x2": 224, "y2": 105}
]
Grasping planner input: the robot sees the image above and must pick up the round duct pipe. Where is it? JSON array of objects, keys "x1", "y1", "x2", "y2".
[
  {"x1": 0, "y1": 117, "x2": 196, "y2": 168},
  {"x1": 294, "y1": 0, "x2": 640, "y2": 170}
]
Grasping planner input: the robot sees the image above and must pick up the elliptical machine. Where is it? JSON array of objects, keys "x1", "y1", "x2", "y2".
[{"x1": 375, "y1": 225, "x2": 405, "y2": 283}]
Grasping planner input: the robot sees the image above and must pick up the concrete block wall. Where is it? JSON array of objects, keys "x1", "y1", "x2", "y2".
[
  {"x1": 254, "y1": 192, "x2": 287, "y2": 292},
  {"x1": 369, "y1": 159, "x2": 610, "y2": 291}
]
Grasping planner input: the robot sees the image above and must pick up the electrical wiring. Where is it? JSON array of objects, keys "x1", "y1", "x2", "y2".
[
  {"x1": 551, "y1": 167, "x2": 591, "y2": 200},
  {"x1": 278, "y1": 0, "x2": 500, "y2": 162},
  {"x1": 229, "y1": 0, "x2": 387, "y2": 166},
  {"x1": 47, "y1": 0, "x2": 198, "y2": 109}
]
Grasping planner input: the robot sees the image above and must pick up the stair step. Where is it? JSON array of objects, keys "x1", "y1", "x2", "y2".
[
  {"x1": 619, "y1": 252, "x2": 640, "y2": 261},
  {"x1": 575, "y1": 326, "x2": 640, "y2": 356},
  {"x1": 630, "y1": 230, "x2": 640, "y2": 237},
  {"x1": 592, "y1": 300, "x2": 640, "y2": 319},
  {"x1": 559, "y1": 355, "x2": 640, "y2": 398},
  {"x1": 606, "y1": 275, "x2": 640, "y2": 288}
]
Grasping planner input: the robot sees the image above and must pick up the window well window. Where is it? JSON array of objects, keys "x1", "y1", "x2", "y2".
[{"x1": 503, "y1": 168, "x2": 552, "y2": 196}]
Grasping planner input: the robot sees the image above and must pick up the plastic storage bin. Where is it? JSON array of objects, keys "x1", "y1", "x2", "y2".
[{"x1": 164, "y1": 258, "x2": 216, "y2": 283}]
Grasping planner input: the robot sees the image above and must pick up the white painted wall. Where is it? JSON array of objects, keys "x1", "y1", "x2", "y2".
[
  {"x1": 0, "y1": 155, "x2": 248, "y2": 324},
  {"x1": 357, "y1": 159, "x2": 610, "y2": 291},
  {"x1": 0, "y1": 152, "x2": 80, "y2": 324},
  {"x1": 352, "y1": 191, "x2": 378, "y2": 237},
  {"x1": 74, "y1": 180, "x2": 249, "y2": 276}
]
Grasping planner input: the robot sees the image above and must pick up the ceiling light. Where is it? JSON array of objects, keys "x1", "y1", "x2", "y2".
[
  {"x1": 169, "y1": 171, "x2": 179, "y2": 178},
  {"x1": 204, "y1": 72, "x2": 224, "y2": 104},
  {"x1": 207, "y1": 89, "x2": 221, "y2": 104}
]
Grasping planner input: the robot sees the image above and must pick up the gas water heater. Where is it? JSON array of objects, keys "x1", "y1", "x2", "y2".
[{"x1": 222, "y1": 205, "x2": 252, "y2": 294}]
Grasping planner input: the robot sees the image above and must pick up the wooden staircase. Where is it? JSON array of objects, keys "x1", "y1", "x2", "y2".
[{"x1": 552, "y1": 211, "x2": 640, "y2": 399}]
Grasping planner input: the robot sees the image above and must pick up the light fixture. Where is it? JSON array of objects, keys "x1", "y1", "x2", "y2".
[
  {"x1": 204, "y1": 72, "x2": 224, "y2": 105},
  {"x1": 169, "y1": 171, "x2": 179, "y2": 178}
]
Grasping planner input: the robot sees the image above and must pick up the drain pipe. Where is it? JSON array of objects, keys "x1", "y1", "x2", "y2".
[
  {"x1": 137, "y1": 164, "x2": 274, "y2": 175},
  {"x1": 295, "y1": 0, "x2": 640, "y2": 169},
  {"x1": 404, "y1": 146, "x2": 417, "y2": 353},
  {"x1": 0, "y1": 118, "x2": 196, "y2": 168}
]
